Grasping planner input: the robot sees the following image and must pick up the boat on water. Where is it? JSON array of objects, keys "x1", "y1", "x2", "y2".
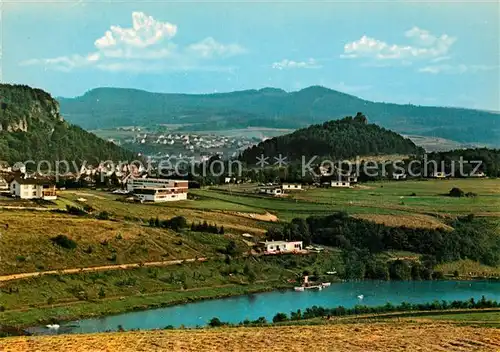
[
  {"x1": 294, "y1": 282, "x2": 331, "y2": 291},
  {"x1": 294, "y1": 275, "x2": 331, "y2": 291}
]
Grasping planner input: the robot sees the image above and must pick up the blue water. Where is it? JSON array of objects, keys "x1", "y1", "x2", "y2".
[{"x1": 37, "y1": 280, "x2": 500, "y2": 334}]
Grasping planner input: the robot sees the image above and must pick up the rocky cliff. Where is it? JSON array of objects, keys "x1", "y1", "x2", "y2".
[{"x1": 0, "y1": 84, "x2": 135, "y2": 165}]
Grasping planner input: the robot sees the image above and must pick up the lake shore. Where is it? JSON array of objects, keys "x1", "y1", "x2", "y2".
[
  {"x1": 0, "y1": 281, "x2": 291, "y2": 331},
  {"x1": 3, "y1": 278, "x2": 499, "y2": 335}
]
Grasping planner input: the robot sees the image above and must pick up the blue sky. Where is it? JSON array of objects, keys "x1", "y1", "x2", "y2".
[{"x1": 3, "y1": 0, "x2": 499, "y2": 110}]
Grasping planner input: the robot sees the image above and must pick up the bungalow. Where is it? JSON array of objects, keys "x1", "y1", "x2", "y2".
[
  {"x1": 281, "y1": 183, "x2": 302, "y2": 191},
  {"x1": 470, "y1": 171, "x2": 486, "y2": 178},
  {"x1": 331, "y1": 180, "x2": 350, "y2": 188},
  {"x1": 431, "y1": 171, "x2": 447, "y2": 179},
  {"x1": 0, "y1": 175, "x2": 9, "y2": 191},
  {"x1": 392, "y1": 173, "x2": 407, "y2": 180},
  {"x1": 9, "y1": 178, "x2": 57, "y2": 200},
  {"x1": 348, "y1": 174, "x2": 358, "y2": 184},
  {"x1": 258, "y1": 186, "x2": 283, "y2": 196},
  {"x1": 259, "y1": 240, "x2": 303, "y2": 254}
]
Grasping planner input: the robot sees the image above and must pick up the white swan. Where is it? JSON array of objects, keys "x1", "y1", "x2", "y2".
[
  {"x1": 357, "y1": 294, "x2": 364, "y2": 300},
  {"x1": 46, "y1": 324, "x2": 60, "y2": 331}
]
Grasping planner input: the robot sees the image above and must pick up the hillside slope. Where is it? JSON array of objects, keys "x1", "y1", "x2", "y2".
[
  {"x1": 58, "y1": 86, "x2": 500, "y2": 145},
  {"x1": 240, "y1": 113, "x2": 424, "y2": 163},
  {"x1": 0, "y1": 84, "x2": 136, "y2": 165}
]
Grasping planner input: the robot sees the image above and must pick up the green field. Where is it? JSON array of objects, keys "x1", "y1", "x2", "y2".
[{"x1": 193, "y1": 179, "x2": 500, "y2": 224}]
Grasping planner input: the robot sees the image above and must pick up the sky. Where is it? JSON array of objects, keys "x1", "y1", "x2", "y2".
[{"x1": 2, "y1": 0, "x2": 499, "y2": 110}]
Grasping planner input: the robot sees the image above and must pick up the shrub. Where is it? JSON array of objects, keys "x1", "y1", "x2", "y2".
[
  {"x1": 51, "y1": 235, "x2": 77, "y2": 249},
  {"x1": 208, "y1": 317, "x2": 223, "y2": 327},
  {"x1": 96, "y1": 211, "x2": 110, "y2": 220},
  {"x1": 15, "y1": 255, "x2": 26, "y2": 262},
  {"x1": 389, "y1": 260, "x2": 412, "y2": 280},
  {"x1": 66, "y1": 205, "x2": 87, "y2": 216},
  {"x1": 224, "y1": 240, "x2": 239, "y2": 256},
  {"x1": 465, "y1": 192, "x2": 477, "y2": 198},
  {"x1": 165, "y1": 216, "x2": 188, "y2": 231},
  {"x1": 272, "y1": 312, "x2": 288, "y2": 323},
  {"x1": 252, "y1": 317, "x2": 267, "y2": 325},
  {"x1": 448, "y1": 187, "x2": 465, "y2": 197},
  {"x1": 98, "y1": 287, "x2": 106, "y2": 298},
  {"x1": 83, "y1": 204, "x2": 95, "y2": 213}
]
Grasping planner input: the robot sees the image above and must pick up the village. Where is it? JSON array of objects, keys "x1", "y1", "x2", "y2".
[{"x1": 107, "y1": 130, "x2": 259, "y2": 163}]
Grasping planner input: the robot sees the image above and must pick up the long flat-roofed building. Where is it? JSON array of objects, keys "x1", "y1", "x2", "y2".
[{"x1": 127, "y1": 178, "x2": 188, "y2": 202}]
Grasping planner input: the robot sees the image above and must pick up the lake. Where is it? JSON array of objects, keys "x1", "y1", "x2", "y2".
[{"x1": 33, "y1": 280, "x2": 500, "y2": 334}]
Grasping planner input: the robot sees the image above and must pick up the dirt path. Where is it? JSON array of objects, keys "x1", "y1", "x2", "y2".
[
  {"x1": 0, "y1": 257, "x2": 207, "y2": 283},
  {"x1": 224, "y1": 211, "x2": 278, "y2": 222},
  {"x1": 0, "y1": 206, "x2": 54, "y2": 211}
]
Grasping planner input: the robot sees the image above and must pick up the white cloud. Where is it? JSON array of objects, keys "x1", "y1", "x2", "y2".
[
  {"x1": 187, "y1": 37, "x2": 247, "y2": 58},
  {"x1": 418, "y1": 64, "x2": 499, "y2": 74},
  {"x1": 342, "y1": 27, "x2": 456, "y2": 62},
  {"x1": 20, "y1": 12, "x2": 246, "y2": 73},
  {"x1": 94, "y1": 12, "x2": 177, "y2": 50},
  {"x1": 272, "y1": 58, "x2": 322, "y2": 70}
]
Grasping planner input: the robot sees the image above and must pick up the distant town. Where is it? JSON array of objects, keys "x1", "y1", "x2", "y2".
[{"x1": 106, "y1": 127, "x2": 262, "y2": 162}]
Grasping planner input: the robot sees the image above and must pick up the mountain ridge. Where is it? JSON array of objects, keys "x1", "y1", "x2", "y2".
[{"x1": 58, "y1": 85, "x2": 500, "y2": 146}]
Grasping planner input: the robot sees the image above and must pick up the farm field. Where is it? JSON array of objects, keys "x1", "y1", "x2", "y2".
[
  {"x1": 2, "y1": 321, "x2": 499, "y2": 352},
  {"x1": 195, "y1": 178, "x2": 500, "y2": 224}
]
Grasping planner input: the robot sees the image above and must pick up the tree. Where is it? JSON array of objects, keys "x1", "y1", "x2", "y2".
[
  {"x1": 272, "y1": 312, "x2": 288, "y2": 323},
  {"x1": 225, "y1": 240, "x2": 238, "y2": 256},
  {"x1": 389, "y1": 260, "x2": 412, "y2": 280},
  {"x1": 208, "y1": 317, "x2": 223, "y2": 327}
]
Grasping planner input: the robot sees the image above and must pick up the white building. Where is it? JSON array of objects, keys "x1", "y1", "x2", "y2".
[
  {"x1": 0, "y1": 176, "x2": 9, "y2": 191},
  {"x1": 470, "y1": 171, "x2": 486, "y2": 178},
  {"x1": 127, "y1": 178, "x2": 188, "y2": 202},
  {"x1": 9, "y1": 178, "x2": 57, "y2": 200},
  {"x1": 392, "y1": 173, "x2": 407, "y2": 180},
  {"x1": 259, "y1": 186, "x2": 283, "y2": 196},
  {"x1": 431, "y1": 171, "x2": 447, "y2": 179},
  {"x1": 259, "y1": 240, "x2": 303, "y2": 254},
  {"x1": 331, "y1": 180, "x2": 350, "y2": 188},
  {"x1": 281, "y1": 183, "x2": 302, "y2": 191}
]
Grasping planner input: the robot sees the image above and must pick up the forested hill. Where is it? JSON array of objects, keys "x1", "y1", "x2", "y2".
[
  {"x1": 240, "y1": 113, "x2": 424, "y2": 164},
  {"x1": 59, "y1": 86, "x2": 500, "y2": 145},
  {"x1": 0, "y1": 84, "x2": 136, "y2": 165}
]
